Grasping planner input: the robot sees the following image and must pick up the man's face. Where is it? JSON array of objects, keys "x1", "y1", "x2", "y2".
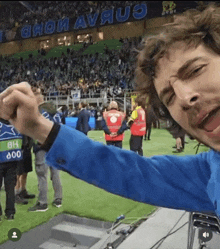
[{"x1": 154, "y1": 42, "x2": 220, "y2": 152}]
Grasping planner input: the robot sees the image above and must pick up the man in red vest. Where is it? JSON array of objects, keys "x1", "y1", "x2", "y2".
[
  {"x1": 102, "y1": 101, "x2": 128, "y2": 149},
  {"x1": 127, "y1": 96, "x2": 146, "y2": 156}
]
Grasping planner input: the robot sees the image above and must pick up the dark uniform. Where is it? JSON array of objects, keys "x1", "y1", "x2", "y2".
[
  {"x1": 0, "y1": 122, "x2": 23, "y2": 219},
  {"x1": 76, "y1": 108, "x2": 91, "y2": 136},
  {"x1": 17, "y1": 136, "x2": 34, "y2": 176}
]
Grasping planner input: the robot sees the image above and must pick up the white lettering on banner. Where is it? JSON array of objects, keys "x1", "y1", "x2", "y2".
[
  {"x1": 13, "y1": 140, "x2": 19, "y2": 148},
  {"x1": 6, "y1": 151, "x2": 21, "y2": 160},
  {"x1": 17, "y1": 151, "x2": 21, "y2": 158},
  {"x1": 7, "y1": 142, "x2": 12, "y2": 149},
  {"x1": 6, "y1": 152, "x2": 11, "y2": 160},
  {"x1": 12, "y1": 151, "x2": 16, "y2": 158},
  {"x1": 7, "y1": 140, "x2": 19, "y2": 149},
  {"x1": 108, "y1": 113, "x2": 120, "y2": 117}
]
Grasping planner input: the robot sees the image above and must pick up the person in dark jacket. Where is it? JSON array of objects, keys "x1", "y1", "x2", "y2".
[
  {"x1": 60, "y1": 105, "x2": 68, "y2": 124},
  {"x1": 76, "y1": 101, "x2": 91, "y2": 136}
]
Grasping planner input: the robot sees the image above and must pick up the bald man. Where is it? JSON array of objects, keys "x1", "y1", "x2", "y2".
[{"x1": 102, "y1": 101, "x2": 128, "y2": 148}]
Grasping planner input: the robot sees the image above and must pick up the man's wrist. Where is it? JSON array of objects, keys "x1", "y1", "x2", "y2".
[
  {"x1": 32, "y1": 116, "x2": 54, "y2": 144},
  {"x1": 40, "y1": 122, "x2": 61, "y2": 151}
]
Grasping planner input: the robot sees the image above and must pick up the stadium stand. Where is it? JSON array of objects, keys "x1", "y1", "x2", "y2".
[{"x1": 0, "y1": 36, "x2": 141, "y2": 101}]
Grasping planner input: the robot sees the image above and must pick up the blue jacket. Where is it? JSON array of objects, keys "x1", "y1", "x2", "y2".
[
  {"x1": 76, "y1": 108, "x2": 91, "y2": 135},
  {"x1": 45, "y1": 125, "x2": 219, "y2": 217}
]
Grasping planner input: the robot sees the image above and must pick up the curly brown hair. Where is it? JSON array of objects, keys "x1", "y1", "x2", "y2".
[{"x1": 135, "y1": 3, "x2": 220, "y2": 129}]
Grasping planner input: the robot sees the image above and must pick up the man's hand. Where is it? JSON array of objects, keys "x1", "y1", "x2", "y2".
[
  {"x1": 0, "y1": 82, "x2": 54, "y2": 144},
  {"x1": 127, "y1": 118, "x2": 134, "y2": 127},
  {"x1": 110, "y1": 132, "x2": 118, "y2": 137}
]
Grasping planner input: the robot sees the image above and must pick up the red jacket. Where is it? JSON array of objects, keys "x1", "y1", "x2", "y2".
[
  {"x1": 130, "y1": 107, "x2": 146, "y2": 136},
  {"x1": 103, "y1": 110, "x2": 126, "y2": 141}
]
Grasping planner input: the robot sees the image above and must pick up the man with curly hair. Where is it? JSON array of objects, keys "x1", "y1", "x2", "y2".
[{"x1": 1, "y1": 4, "x2": 220, "y2": 218}]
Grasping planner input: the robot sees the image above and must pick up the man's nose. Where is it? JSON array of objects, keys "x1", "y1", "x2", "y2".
[{"x1": 173, "y1": 81, "x2": 200, "y2": 110}]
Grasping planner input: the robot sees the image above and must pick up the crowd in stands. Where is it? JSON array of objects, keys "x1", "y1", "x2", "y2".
[
  {"x1": 0, "y1": 1, "x2": 144, "y2": 33},
  {"x1": 0, "y1": 36, "x2": 142, "y2": 99},
  {"x1": 0, "y1": 1, "x2": 144, "y2": 99}
]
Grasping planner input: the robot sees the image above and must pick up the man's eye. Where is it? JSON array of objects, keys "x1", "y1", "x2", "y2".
[
  {"x1": 166, "y1": 92, "x2": 175, "y2": 106},
  {"x1": 188, "y1": 65, "x2": 206, "y2": 78},
  {"x1": 192, "y1": 67, "x2": 202, "y2": 74}
]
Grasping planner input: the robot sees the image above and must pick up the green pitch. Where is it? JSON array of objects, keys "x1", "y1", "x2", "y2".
[{"x1": 0, "y1": 128, "x2": 209, "y2": 245}]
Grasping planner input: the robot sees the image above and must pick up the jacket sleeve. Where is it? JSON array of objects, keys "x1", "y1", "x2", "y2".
[
  {"x1": 101, "y1": 118, "x2": 111, "y2": 134},
  {"x1": 75, "y1": 113, "x2": 81, "y2": 131},
  {"x1": 117, "y1": 120, "x2": 129, "y2": 135},
  {"x1": 45, "y1": 125, "x2": 215, "y2": 213}
]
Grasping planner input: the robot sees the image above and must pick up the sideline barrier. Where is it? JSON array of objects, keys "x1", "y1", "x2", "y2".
[{"x1": 65, "y1": 117, "x2": 96, "y2": 129}]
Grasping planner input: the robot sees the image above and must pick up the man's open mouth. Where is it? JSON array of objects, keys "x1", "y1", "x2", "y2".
[{"x1": 197, "y1": 107, "x2": 220, "y2": 132}]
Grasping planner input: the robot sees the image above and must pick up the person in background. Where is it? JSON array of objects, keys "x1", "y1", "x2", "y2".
[
  {"x1": 28, "y1": 88, "x2": 63, "y2": 212},
  {"x1": 102, "y1": 101, "x2": 128, "y2": 149},
  {"x1": 68, "y1": 105, "x2": 75, "y2": 117},
  {"x1": 0, "y1": 121, "x2": 23, "y2": 220},
  {"x1": 144, "y1": 104, "x2": 157, "y2": 141},
  {"x1": 76, "y1": 101, "x2": 91, "y2": 136},
  {"x1": 127, "y1": 96, "x2": 146, "y2": 156},
  {"x1": 60, "y1": 105, "x2": 68, "y2": 125},
  {"x1": 167, "y1": 120, "x2": 187, "y2": 153},
  {"x1": 144, "y1": 105, "x2": 149, "y2": 141},
  {"x1": 95, "y1": 106, "x2": 103, "y2": 130},
  {"x1": 15, "y1": 135, "x2": 35, "y2": 205},
  {"x1": 90, "y1": 106, "x2": 96, "y2": 118}
]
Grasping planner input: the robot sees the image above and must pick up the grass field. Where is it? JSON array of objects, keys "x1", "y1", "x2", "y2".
[
  {"x1": 8, "y1": 39, "x2": 123, "y2": 60},
  {"x1": 0, "y1": 128, "x2": 209, "y2": 245}
]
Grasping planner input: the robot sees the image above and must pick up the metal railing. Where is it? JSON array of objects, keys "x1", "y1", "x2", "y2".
[{"x1": 44, "y1": 92, "x2": 133, "y2": 112}]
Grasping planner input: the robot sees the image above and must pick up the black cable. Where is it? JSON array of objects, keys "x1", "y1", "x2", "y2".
[
  {"x1": 104, "y1": 141, "x2": 202, "y2": 249},
  {"x1": 149, "y1": 211, "x2": 188, "y2": 249},
  {"x1": 149, "y1": 221, "x2": 189, "y2": 249},
  {"x1": 199, "y1": 245, "x2": 206, "y2": 249}
]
